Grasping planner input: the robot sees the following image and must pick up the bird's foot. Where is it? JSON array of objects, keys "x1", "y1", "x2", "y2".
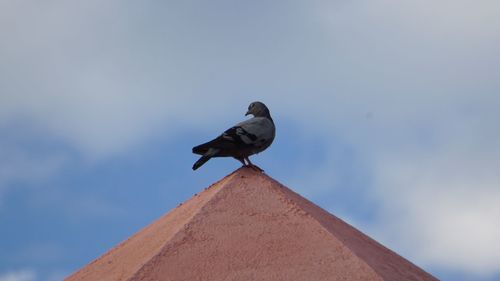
[
  {"x1": 246, "y1": 164, "x2": 264, "y2": 172},
  {"x1": 243, "y1": 157, "x2": 263, "y2": 172}
]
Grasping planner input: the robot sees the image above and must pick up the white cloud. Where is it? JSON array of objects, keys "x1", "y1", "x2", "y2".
[
  {"x1": 1, "y1": 0, "x2": 498, "y2": 158},
  {"x1": 294, "y1": 1, "x2": 500, "y2": 277},
  {"x1": 0, "y1": 270, "x2": 36, "y2": 281},
  {"x1": 369, "y1": 139, "x2": 500, "y2": 277},
  {"x1": 0, "y1": 0, "x2": 248, "y2": 158}
]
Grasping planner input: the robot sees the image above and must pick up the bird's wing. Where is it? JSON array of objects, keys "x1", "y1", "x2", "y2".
[
  {"x1": 228, "y1": 117, "x2": 275, "y2": 145},
  {"x1": 192, "y1": 117, "x2": 274, "y2": 155}
]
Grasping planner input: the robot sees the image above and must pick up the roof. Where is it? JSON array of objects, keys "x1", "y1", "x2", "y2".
[{"x1": 66, "y1": 167, "x2": 437, "y2": 281}]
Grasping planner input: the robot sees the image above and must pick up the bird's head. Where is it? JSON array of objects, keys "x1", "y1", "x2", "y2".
[{"x1": 245, "y1": 101, "x2": 270, "y2": 117}]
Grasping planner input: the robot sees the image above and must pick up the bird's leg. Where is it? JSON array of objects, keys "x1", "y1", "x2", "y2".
[
  {"x1": 236, "y1": 157, "x2": 246, "y2": 167},
  {"x1": 245, "y1": 157, "x2": 263, "y2": 172}
]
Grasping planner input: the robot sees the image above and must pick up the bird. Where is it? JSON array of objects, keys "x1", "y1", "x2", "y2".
[{"x1": 192, "y1": 101, "x2": 275, "y2": 171}]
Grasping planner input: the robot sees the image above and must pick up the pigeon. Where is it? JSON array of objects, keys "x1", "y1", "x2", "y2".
[{"x1": 192, "y1": 101, "x2": 275, "y2": 171}]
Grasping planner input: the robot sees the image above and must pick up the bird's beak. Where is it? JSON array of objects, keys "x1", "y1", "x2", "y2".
[{"x1": 245, "y1": 110, "x2": 251, "y2": 116}]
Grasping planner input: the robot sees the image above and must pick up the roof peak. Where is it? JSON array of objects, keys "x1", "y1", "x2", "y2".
[{"x1": 66, "y1": 169, "x2": 437, "y2": 281}]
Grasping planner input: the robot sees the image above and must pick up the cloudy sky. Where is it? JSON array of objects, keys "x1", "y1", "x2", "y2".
[{"x1": 1, "y1": 1, "x2": 499, "y2": 280}]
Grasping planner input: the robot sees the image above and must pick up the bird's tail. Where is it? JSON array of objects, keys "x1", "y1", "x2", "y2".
[
  {"x1": 192, "y1": 144, "x2": 208, "y2": 155},
  {"x1": 192, "y1": 155, "x2": 211, "y2": 170}
]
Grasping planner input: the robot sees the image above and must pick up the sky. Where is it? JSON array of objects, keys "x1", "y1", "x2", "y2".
[{"x1": 1, "y1": 1, "x2": 499, "y2": 280}]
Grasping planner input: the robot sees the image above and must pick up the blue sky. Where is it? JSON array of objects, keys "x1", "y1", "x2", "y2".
[{"x1": 1, "y1": 1, "x2": 500, "y2": 280}]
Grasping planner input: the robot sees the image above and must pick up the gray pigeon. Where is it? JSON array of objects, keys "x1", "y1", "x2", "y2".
[{"x1": 192, "y1": 101, "x2": 275, "y2": 171}]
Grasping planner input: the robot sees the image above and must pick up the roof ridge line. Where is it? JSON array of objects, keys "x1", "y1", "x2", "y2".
[
  {"x1": 257, "y1": 173, "x2": 384, "y2": 280},
  {"x1": 127, "y1": 172, "x2": 241, "y2": 281},
  {"x1": 261, "y1": 173, "x2": 435, "y2": 280}
]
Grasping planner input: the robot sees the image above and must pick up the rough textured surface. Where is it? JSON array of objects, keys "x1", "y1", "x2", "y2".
[{"x1": 66, "y1": 168, "x2": 438, "y2": 281}]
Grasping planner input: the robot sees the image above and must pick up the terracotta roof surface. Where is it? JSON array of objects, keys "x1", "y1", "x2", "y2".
[{"x1": 66, "y1": 167, "x2": 438, "y2": 281}]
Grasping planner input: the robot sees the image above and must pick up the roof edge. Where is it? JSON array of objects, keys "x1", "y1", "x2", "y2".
[
  {"x1": 128, "y1": 170, "x2": 244, "y2": 280},
  {"x1": 258, "y1": 173, "x2": 438, "y2": 281}
]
